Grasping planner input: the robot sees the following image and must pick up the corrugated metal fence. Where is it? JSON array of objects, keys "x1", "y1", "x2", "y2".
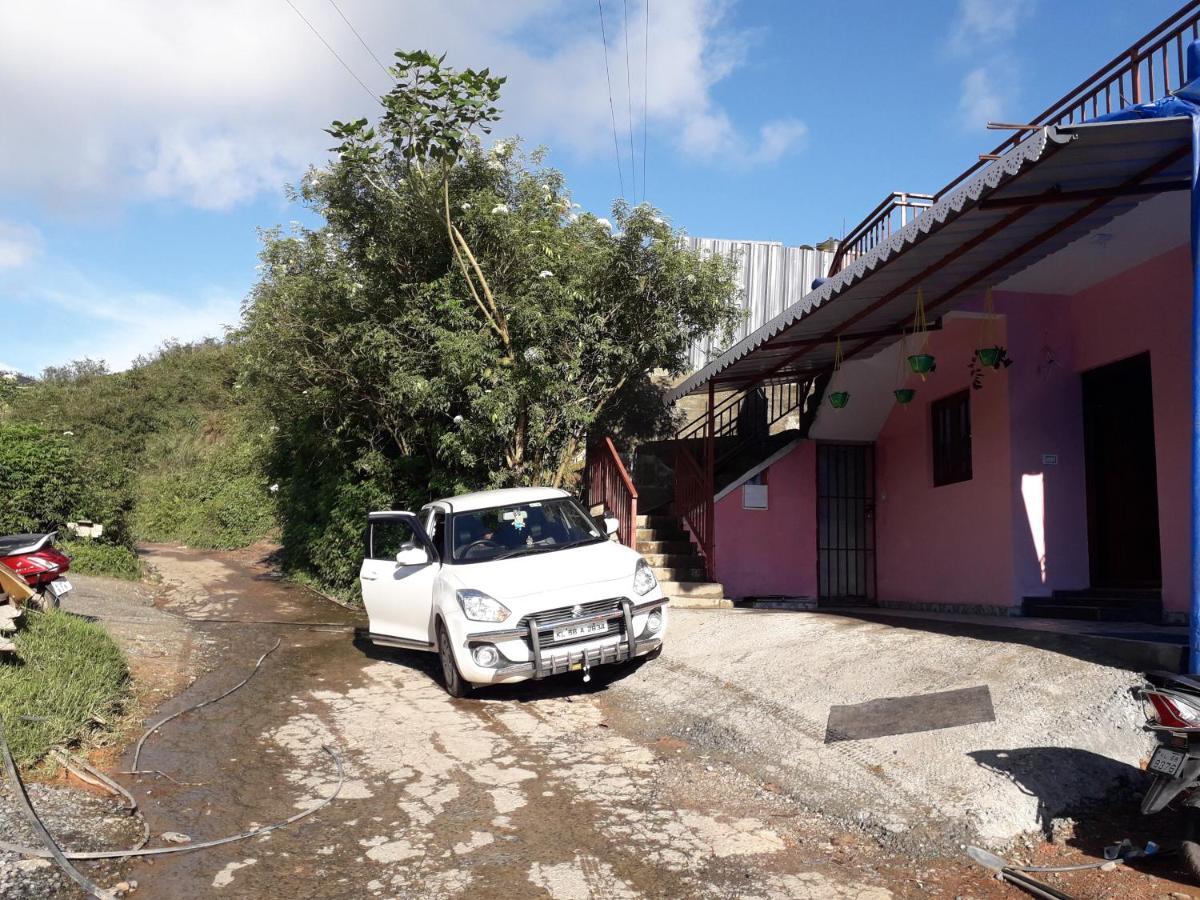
[{"x1": 683, "y1": 237, "x2": 834, "y2": 374}]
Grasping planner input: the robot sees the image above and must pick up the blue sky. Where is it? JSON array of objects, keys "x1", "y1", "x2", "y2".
[{"x1": 0, "y1": 0, "x2": 1183, "y2": 374}]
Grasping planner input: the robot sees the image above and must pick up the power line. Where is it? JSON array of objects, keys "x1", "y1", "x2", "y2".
[
  {"x1": 597, "y1": 0, "x2": 625, "y2": 199},
  {"x1": 282, "y1": 0, "x2": 379, "y2": 103},
  {"x1": 622, "y1": 0, "x2": 637, "y2": 201},
  {"x1": 327, "y1": 0, "x2": 392, "y2": 79},
  {"x1": 642, "y1": 0, "x2": 649, "y2": 203}
]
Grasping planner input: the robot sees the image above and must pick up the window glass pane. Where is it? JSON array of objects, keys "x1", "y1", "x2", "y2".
[
  {"x1": 932, "y1": 391, "x2": 972, "y2": 486},
  {"x1": 371, "y1": 519, "x2": 418, "y2": 561},
  {"x1": 450, "y1": 498, "x2": 602, "y2": 563}
]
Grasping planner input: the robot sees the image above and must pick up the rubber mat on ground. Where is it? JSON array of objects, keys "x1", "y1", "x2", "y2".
[{"x1": 824, "y1": 685, "x2": 994, "y2": 743}]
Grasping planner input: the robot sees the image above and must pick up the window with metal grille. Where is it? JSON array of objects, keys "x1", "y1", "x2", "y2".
[{"x1": 932, "y1": 390, "x2": 972, "y2": 486}]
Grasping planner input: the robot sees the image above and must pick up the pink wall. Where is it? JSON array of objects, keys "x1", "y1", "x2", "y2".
[
  {"x1": 872, "y1": 244, "x2": 1191, "y2": 614},
  {"x1": 874, "y1": 316, "x2": 1018, "y2": 610},
  {"x1": 1065, "y1": 245, "x2": 1190, "y2": 614},
  {"x1": 714, "y1": 441, "x2": 818, "y2": 600}
]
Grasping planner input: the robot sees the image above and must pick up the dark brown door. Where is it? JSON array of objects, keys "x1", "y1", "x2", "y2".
[
  {"x1": 1082, "y1": 352, "x2": 1161, "y2": 588},
  {"x1": 817, "y1": 443, "x2": 876, "y2": 602}
]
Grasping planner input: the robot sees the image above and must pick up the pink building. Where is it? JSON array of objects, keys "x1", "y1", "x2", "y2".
[{"x1": 588, "y1": 6, "x2": 1200, "y2": 630}]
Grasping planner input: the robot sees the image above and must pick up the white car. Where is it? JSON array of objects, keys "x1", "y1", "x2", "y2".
[{"x1": 359, "y1": 486, "x2": 667, "y2": 696}]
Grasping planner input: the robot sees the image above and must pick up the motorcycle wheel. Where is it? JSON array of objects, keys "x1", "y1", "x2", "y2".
[{"x1": 1183, "y1": 805, "x2": 1200, "y2": 881}]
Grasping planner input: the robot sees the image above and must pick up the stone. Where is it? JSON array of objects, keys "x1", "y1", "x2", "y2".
[{"x1": 160, "y1": 832, "x2": 191, "y2": 844}]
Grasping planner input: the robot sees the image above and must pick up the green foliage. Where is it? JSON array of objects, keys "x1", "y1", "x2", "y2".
[
  {"x1": 245, "y1": 51, "x2": 738, "y2": 594},
  {"x1": 0, "y1": 424, "x2": 84, "y2": 535},
  {"x1": 59, "y1": 539, "x2": 144, "y2": 581},
  {"x1": 0, "y1": 610, "x2": 129, "y2": 765},
  {"x1": 3, "y1": 341, "x2": 275, "y2": 554},
  {"x1": 132, "y1": 412, "x2": 276, "y2": 549}
]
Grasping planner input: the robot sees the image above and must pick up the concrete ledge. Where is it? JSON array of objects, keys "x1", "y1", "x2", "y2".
[
  {"x1": 668, "y1": 596, "x2": 734, "y2": 609},
  {"x1": 818, "y1": 606, "x2": 1188, "y2": 674}
]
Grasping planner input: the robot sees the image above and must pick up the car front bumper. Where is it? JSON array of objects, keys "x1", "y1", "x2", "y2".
[{"x1": 457, "y1": 595, "x2": 667, "y2": 684}]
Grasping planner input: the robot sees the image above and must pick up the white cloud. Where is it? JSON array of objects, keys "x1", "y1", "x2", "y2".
[
  {"x1": 0, "y1": 0, "x2": 804, "y2": 213},
  {"x1": 958, "y1": 67, "x2": 1008, "y2": 132},
  {"x1": 0, "y1": 222, "x2": 42, "y2": 269},
  {"x1": 947, "y1": 0, "x2": 1033, "y2": 134},
  {"x1": 2, "y1": 261, "x2": 240, "y2": 373},
  {"x1": 949, "y1": 0, "x2": 1035, "y2": 54}
]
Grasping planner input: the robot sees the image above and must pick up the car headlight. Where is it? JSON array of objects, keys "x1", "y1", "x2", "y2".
[
  {"x1": 633, "y1": 558, "x2": 657, "y2": 596},
  {"x1": 456, "y1": 589, "x2": 511, "y2": 623}
]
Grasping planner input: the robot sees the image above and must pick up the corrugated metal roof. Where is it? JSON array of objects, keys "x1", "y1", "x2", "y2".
[
  {"x1": 682, "y1": 238, "x2": 833, "y2": 373},
  {"x1": 668, "y1": 116, "x2": 1193, "y2": 401}
]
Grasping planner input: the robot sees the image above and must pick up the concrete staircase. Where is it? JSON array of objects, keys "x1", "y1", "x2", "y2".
[
  {"x1": 636, "y1": 514, "x2": 732, "y2": 609},
  {"x1": 1021, "y1": 588, "x2": 1163, "y2": 624}
]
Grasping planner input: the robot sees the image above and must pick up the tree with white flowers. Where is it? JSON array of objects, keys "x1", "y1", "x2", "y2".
[{"x1": 241, "y1": 51, "x2": 737, "y2": 589}]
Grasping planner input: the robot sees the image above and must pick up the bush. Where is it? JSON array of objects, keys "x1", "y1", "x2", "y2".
[
  {"x1": 132, "y1": 413, "x2": 275, "y2": 549},
  {"x1": 0, "y1": 610, "x2": 129, "y2": 765},
  {"x1": 60, "y1": 539, "x2": 144, "y2": 581},
  {"x1": 0, "y1": 424, "x2": 84, "y2": 535}
]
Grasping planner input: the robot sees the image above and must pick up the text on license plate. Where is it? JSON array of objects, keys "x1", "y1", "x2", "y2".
[
  {"x1": 1149, "y1": 746, "x2": 1187, "y2": 777},
  {"x1": 48, "y1": 578, "x2": 72, "y2": 597},
  {"x1": 553, "y1": 620, "x2": 608, "y2": 642}
]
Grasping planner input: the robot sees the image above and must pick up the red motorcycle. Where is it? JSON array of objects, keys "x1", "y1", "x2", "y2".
[{"x1": 0, "y1": 533, "x2": 72, "y2": 608}]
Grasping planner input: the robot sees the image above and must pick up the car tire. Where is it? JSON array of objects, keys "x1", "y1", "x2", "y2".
[{"x1": 436, "y1": 620, "x2": 470, "y2": 699}]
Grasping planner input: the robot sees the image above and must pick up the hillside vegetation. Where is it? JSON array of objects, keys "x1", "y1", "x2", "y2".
[{"x1": 0, "y1": 340, "x2": 275, "y2": 575}]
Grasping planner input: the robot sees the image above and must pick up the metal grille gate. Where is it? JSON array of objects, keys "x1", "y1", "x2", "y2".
[{"x1": 817, "y1": 443, "x2": 876, "y2": 602}]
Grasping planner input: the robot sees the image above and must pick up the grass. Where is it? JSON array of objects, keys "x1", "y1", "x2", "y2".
[
  {"x1": 60, "y1": 538, "x2": 144, "y2": 581},
  {"x1": 0, "y1": 610, "x2": 129, "y2": 765}
]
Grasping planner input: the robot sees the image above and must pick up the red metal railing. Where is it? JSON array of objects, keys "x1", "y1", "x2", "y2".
[
  {"x1": 828, "y1": 1, "x2": 1200, "y2": 279},
  {"x1": 586, "y1": 437, "x2": 638, "y2": 549},
  {"x1": 825, "y1": 192, "x2": 934, "y2": 279},
  {"x1": 674, "y1": 442, "x2": 714, "y2": 578}
]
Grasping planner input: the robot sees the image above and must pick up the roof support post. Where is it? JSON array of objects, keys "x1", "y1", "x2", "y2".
[
  {"x1": 706, "y1": 380, "x2": 716, "y2": 580},
  {"x1": 1190, "y1": 114, "x2": 1200, "y2": 672}
]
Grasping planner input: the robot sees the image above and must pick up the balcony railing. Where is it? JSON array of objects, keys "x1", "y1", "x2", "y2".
[{"x1": 828, "y1": 1, "x2": 1200, "y2": 279}]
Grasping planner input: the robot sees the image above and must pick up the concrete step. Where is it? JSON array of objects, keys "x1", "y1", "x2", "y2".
[
  {"x1": 1022, "y1": 601, "x2": 1163, "y2": 624},
  {"x1": 636, "y1": 539, "x2": 694, "y2": 555},
  {"x1": 659, "y1": 581, "x2": 726, "y2": 600},
  {"x1": 652, "y1": 566, "x2": 707, "y2": 583},
  {"x1": 640, "y1": 552, "x2": 697, "y2": 568},
  {"x1": 635, "y1": 514, "x2": 679, "y2": 528},
  {"x1": 668, "y1": 595, "x2": 735, "y2": 609},
  {"x1": 636, "y1": 526, "x2": 688, "y2": 543}
]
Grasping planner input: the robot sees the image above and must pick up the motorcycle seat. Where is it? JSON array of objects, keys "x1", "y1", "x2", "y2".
[{"x1": 0, "y1": 533, "x2": 53, "y2": 556}]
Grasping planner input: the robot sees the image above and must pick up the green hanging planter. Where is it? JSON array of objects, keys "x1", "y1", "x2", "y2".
[
  {"x1": 976, "y1": 346, "x2": 1002, "y2": 368},
  {"x1": 828, "y1": 391, "x2": 850, "y2": 409},
  {"x1": 894, "y1": 388, "x2": 916, "y2": 404},
  {"x1": 908, "y1": 353, "x2": 936, "y2": 375}
]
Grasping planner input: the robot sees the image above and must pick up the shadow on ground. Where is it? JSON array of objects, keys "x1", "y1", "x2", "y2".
[
  {"x1": 805, "y1": 608, "x2": 1186, "y2": 673},
  {"x1": 971, "y1": 745, "x2": 1199, "y2": 883}
]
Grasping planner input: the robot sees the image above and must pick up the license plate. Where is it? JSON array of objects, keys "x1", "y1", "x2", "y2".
[
  {"x1": 1149, "y1": 746, "x2": 1187, "y2": 777},
  {"x1": 553, "y1": 620, "x2": 607, "y2": 642},
  {"x1": 48, "y1": 578, "x2": 72, "y2": 598}
]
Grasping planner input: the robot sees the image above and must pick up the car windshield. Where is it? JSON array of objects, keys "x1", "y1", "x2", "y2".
[{"x1": 450, "y1": 498, "x2": 604, "y2": 563}]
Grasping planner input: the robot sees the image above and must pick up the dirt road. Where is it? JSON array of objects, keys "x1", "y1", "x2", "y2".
[{"x1": 57, "y1": 545, "x2": 1200, "y2": 899}]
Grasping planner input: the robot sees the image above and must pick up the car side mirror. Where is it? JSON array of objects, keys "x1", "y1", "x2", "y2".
[
  {"x1": 395, "y1": 546, "x2": 430, "y2": 567},
  {"x1": 603, "y1": 516, "x2": 620, "y2": 537}
]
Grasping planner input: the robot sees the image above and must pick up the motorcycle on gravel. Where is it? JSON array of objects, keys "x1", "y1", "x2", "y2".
[
  {"x1": 0, "y1": 532, "x2": 73, "y2": 608},
  {"x1": 1135, "y1": 670, "x2": 1200, "y2": 879}
]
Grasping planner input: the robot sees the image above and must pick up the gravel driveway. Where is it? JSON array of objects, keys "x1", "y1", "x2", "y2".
[{"x1": 6, "y1": 545, "x2": 1192, "y2": 899}]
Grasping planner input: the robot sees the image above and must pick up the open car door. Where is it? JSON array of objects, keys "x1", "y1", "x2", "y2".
[{"x1": 360, "y1": 512, "x2": 440, "y2": 648}]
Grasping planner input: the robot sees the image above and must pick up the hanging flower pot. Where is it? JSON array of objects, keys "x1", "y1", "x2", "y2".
[
  {"x1": 975, "y1": 345, "x2": 1012, "y2": 370},
  {"x1": 908, "y1": 353, "x2": 936, "y2": 375},
  {"x1": 828, "y1": 391, "x2": 850, "y2": 409},
  {"x1": 976, "y1": 346, "x2": 1001, "y2": 368},
  {"x1": 894, "y1": 388, "x2": 916, "y2": 404}
]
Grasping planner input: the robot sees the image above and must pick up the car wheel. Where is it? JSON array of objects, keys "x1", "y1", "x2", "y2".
[{"x1": 436, "y1": 621, "x2": 470, "y2": 699}]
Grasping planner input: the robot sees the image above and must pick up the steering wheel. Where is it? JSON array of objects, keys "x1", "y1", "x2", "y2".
[{"x1": 462, "y1": 538, "x2": 502, "y2": 559}]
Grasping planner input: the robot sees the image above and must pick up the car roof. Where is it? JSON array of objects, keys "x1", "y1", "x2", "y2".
[{"x1": 430, "y1": 486, "x2": 571, "y2": 513}]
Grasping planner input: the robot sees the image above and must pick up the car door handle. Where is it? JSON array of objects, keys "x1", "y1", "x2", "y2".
[{"x1": 361, "y1": 574, "x2": 378, "y2": 581}]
